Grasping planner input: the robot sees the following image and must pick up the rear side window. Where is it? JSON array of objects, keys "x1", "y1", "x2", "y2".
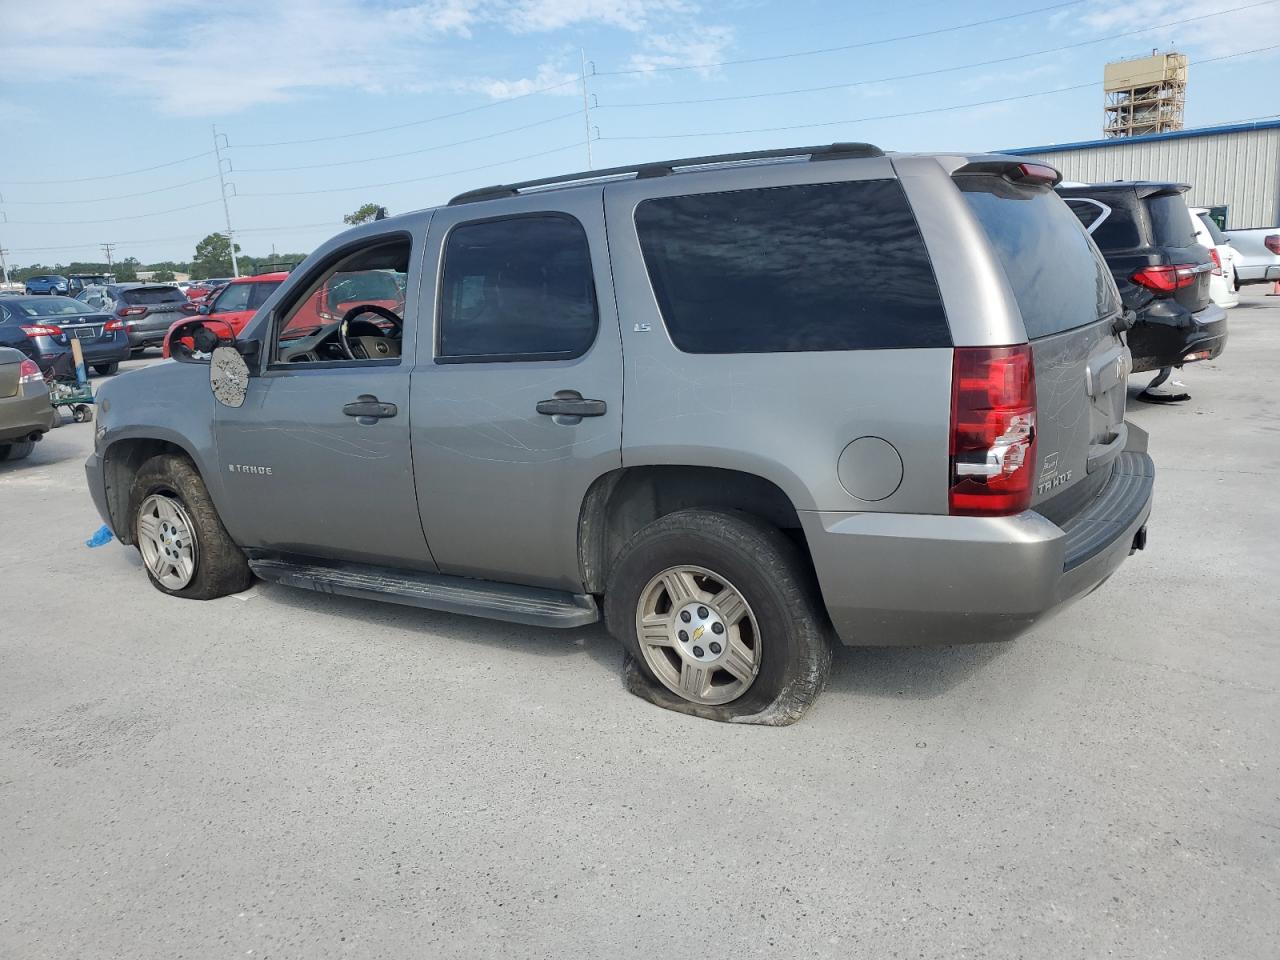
[
  {"x1": 1147, "y1": 194, "x2": 1196, "y2": 247},
  {"x1": 634, "y1": 180, "x2": 949, "y2": 353},
  {"x1": 437, "y1": 215, "x2": 598, "y2": 362},
  {"x1": 961, "y1": 178, "x2": 1119, "y2": 339},
  {"x1": 1063, "y1": 193, "x2": 1142, "y2": 251},
  {"x1": 121, "y1": 286, "x2": 185, "y2": 305}
]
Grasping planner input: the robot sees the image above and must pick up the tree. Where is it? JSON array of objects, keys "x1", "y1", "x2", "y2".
[
  {"x1": 150, "y1": 269, "x2": 176, "y2": 282},
  {"x1": 192, "y1": 233, "x2": 240, "y2": 279},
  {"x1": 115, "y1": 257, "x2": 141, "y2": 282},
  {"x1": 344, "y1": 203, "x2": 388, "y2": 225}
]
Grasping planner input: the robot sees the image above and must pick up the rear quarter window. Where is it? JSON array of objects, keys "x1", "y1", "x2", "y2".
[
  {"x1": 961, "y1": 178, "x2": 1119, "y2": 339},
  {"x1": 633, "y1": 179, "x2": 950, "y2": 353}
]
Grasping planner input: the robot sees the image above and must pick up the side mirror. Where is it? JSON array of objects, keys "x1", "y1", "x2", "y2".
[
  {"x1": 166, "y1": 317, "x2": 237, "y2": 363},
  {"x1": 197, "y1": 303, "x2": 211, "y2": 315}
]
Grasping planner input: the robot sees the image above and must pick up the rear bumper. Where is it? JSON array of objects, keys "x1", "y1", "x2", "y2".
[
  {"x1": 0, "y1": 391, "x2": 59, "y2": 442},
  {"x1": 803, "y1": 428, "x2": 1154, "y2": 646},
  {"x1": 1128, "y1": 301, "x2": 1227, "y2": 373}
]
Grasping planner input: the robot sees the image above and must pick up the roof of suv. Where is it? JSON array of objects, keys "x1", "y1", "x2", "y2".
[{"x1": 226, "y1": 272, "x2": 289, "y2": 284}]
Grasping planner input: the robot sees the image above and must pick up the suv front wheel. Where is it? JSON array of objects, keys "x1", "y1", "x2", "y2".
[
  {"x1": 129, "y1": 454, "x2": 253, "y2": 600},
  {"x1": 604, "y1": 509, "x2": 832, "y2": 724}
]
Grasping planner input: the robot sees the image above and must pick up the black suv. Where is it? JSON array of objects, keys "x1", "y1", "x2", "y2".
[{"x1": 1057, "y1": 181, "x2": 1227, "y2": 376}]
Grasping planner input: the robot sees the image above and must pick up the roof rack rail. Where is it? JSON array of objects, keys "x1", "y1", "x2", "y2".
[{"x1": 448, "y1": 142, "x2": 885, "y2": 205}]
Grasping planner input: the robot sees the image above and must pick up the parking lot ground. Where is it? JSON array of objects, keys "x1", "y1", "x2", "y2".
[{"x1": 2, "y1": 294, "x2": 1278, "y2": 959}]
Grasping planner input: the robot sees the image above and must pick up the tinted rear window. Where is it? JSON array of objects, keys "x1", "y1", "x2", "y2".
[
  {"x1": 961, "y1": 178, "x2": 1119, "y2": 339},
  {"x1": 634, "y1": 179, "x2": 950, "y2": 354},
  {"x1": 121, "y1": 286, "x2": 185, "y2": 305},
  {"x1": 1147, "y1": 193, "x2": 1196, "y2": 247},
  {"x1": 1197, "y1": 212, "x2": 1227, "y2": 245}
]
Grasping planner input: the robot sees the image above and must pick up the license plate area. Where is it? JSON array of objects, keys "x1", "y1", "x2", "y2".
[{"x1": 75, "y1": 326, "x2": 100, "y2": 340}]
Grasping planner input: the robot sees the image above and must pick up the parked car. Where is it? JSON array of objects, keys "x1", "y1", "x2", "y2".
[
  {"x1": 23, "y1": 275, "x2": 69, "y2": 296},
  {"x1": 66, "y1": 273, "x2": 116, "y2": 297},
  {"x1": 1223, "y1": 227, "x2": 1280, "y2": 286},
  {"x1": 0, "y1": 346, "x2": 58, "y2": 461},
  {"x1": 0, "y1": 295, "x2": 132, "y2": 375},
  {"x1": 1058, "y1": 181, "x2": 1227, "y2": 375},
  {"x1": 1188, "y1": 206, "x2": 1239, "y2": 308},
  {"x1": 87, "y1": 145, "x2": 1153, "y2": 724},
  {"x1": 75, "y1": 283, "x2": 190, "y2": 354},
  {"x1": 173, "y1": 273, "x2": 288, "y2": 341},
  {"x1": 186, "y1": 278, "x2": 231, "y2": 303}
]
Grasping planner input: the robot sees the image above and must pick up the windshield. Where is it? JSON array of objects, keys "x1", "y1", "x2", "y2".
[
  {"x1": 14, "y1": 297, "x2": 94, "y2": 318},
  {"x1": 961, "y1": 177, "x2": 1119, "y2": 338}
]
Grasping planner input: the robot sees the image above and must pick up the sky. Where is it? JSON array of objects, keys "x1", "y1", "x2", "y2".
[{"x1": 1, "y1": 0, "x2": 1277, "y2": 268}]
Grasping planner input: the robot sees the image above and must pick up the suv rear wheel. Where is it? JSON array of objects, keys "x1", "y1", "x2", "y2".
[
  {"x1": 604, "y1": 509, "x2": 832, "y2": 724},
  {"x1": 129, "y1": 454, "x2": 252, "y2": 600},
  {"x1": 0, "y1": 440, "x2": 35, "y2": 461}
]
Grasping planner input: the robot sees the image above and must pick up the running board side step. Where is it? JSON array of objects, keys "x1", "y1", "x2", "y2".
[{"x1": 248, "y1": 557, "x2": 599, "y2": 628}]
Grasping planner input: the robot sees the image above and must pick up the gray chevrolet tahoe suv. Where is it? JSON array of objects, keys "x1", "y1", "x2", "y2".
[{"x1": 85, "y1": 144, "x2": 1153, "y2": 724}]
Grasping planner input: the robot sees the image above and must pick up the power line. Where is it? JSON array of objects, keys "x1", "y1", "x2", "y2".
[
  {"x1": 598, "y1": 44, "x2": 1280, "y2": 143},
  {"x1": 0, "y1": 150, "x2": 217, "y2": 187},
  {"x1": 237, "y1": 109, "x2": 582, "y2": 174},
  {"x1": 593, "y1": 0, "x2": 1087, "y2": 77},
  {"x1": 235, "y1": 77, "x2": 582, "y2": 149},
  {"x1": 0, "y1": 174, "x2": 223, "y2": 206},
  {"x1": 3, "y1": 198, "x2": 224, "y2": 226},
  {"x1": 598, "y1": 0, "x2": 1279, "y2": 110},
  {"x1": 4, "y1": 223, "x2": 345, "y2": 254},
  {"x1": 239, "y1": 141, "x2": 585, "y2": 198}
]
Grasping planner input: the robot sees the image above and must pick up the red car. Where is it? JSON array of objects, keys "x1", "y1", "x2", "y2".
[{"x1": 164, "y1": 269, "x2": 405, "y2": 355}]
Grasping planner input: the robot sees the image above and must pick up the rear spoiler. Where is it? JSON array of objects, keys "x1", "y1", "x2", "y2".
[
  {"x1": 1134, "y1": 184, "x2": 1190, "y2": 200},
  {"x1": 952, "y1": 159, "x2": 1062, "y2": 187}
]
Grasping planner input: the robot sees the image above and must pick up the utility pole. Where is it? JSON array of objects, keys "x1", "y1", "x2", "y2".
[
  {"x1": 580, "y1": 48, "x2": 593, "y2": 170},
  {"x1": 0, "y1": 246, "x2": 9, "y2": 286},
  {"x1": 212, "y1": 124, "x2": 240, "y2": 278},
  {"x1": 100, "y1": 242, "x2": 116, "y2": 268}
]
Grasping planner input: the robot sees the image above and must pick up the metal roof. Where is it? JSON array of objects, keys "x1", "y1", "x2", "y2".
[{"x1": 1001, "y1": 117, "x2": 1280, "y2": 156}]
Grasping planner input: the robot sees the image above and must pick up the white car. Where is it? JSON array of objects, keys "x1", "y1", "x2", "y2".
[
  {"x1": 1223, "y1": 226, "x2": 1280, "y2": 287},
  {"x1": 1189, "y1": 207, "x2": 1239, "y2": 308}
]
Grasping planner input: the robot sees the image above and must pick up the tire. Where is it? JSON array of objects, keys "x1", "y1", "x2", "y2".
[
  {"x1": 128, "y1": 454, "x2": 253, "y2": 600},
  {"x1": 92, "y1": 362, "x2": 119, "y2": 376},
  {"x1": 0, "y1": 440, "x2": 35, "y2": 461},
  {"x1": 72, "y1": 405, "x2": 93, "y2": 423},
  {"x1": 604, "y1": 509, "x2": 832, "y2": 725}
]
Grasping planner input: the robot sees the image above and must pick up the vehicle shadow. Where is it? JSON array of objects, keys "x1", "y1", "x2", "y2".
[
  {"x1": 826, "y1": 641, "x2": 1008, "y2": 701},
  {"x1": 249, "y1": 581, "x2": 1005, "y2": 702}
]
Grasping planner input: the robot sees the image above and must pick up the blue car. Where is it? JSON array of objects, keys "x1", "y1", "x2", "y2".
[
  {"x1": 0, "y1": 295, "x2": 132, "y2": 375},
  {"x1": 24, "y1": 275, "x2": 69, "y2": 295}
]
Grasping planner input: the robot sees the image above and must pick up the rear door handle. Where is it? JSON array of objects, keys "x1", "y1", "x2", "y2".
[
  {"x1": 343, "y1": 394, "x2": 398, "y2": 424},
  {"x1": 536, "y1": 392, "x2": 607, "y2": 419}
]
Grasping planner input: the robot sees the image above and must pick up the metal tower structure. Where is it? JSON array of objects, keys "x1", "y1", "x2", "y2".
[{"x1": 1103, "y1": 51, "x2": 1187, "y2": 139}]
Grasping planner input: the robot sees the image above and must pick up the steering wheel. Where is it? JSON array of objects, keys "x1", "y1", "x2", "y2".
[{"x1": 337, "y1": 304, "x2": 403, "y2": 360}]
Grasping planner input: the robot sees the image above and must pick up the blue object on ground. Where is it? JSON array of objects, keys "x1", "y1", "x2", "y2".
[{"x1": 85, "y1": 524, "x2": 114, "y2": 548}]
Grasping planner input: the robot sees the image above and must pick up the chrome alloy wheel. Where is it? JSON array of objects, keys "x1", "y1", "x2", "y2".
[
  {"x1": 137, "y1": 493, "x2": 198, "y2": 591},
  {"x1": 635, "y1": 565, "x2": 762, "y2": 705}
]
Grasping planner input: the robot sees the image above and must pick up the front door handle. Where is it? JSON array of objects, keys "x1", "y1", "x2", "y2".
[
  {"x1": 536, "y1": 392, "x2": 607, "y2": 420},
  {"x1": 343, "y1": 394, "x2": 398, "y2": 424}
]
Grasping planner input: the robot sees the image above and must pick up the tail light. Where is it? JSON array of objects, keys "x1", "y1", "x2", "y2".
[
  {"x1": 18, "y1": 358, "x2": 43, "y2": 385},
  {"x1": 117, "y1": 305, "x2": 147, "y2": 317},
  {"x1": 20, "y1": 323, "x2": 62, "y2": 338},
  {"x1": 104, "y1": 319, "x2": 125, "y2": 332},
  {"x1": 1131, "y1": 264, "x2": 1198, "y2": 293},
  {"x1": 1208, "y1": 248, "x2": 1222, "y2": 276},
  {"x1": 1265, "y1": 235, "x2": 1280, "y2": 255},
  {"x1": 949, "y1": 345, "x2": 1037, "y2": 516}
]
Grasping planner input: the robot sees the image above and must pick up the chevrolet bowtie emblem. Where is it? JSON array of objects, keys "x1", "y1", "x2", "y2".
[{"x1": 691, "y1": 625, "x2": 705, "y2": 642}]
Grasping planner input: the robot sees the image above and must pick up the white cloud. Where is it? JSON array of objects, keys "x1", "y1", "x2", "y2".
[
  {"x1": 1076, "y1": 0, "x2": 1280, "y2": 57},
  {"x1": 468, "y1": 60, "x2": 582, "y2": 99},
  {"x1": 0, "y1": 0, "x2": 727, "y2": 115},
  {"x1": 625, "y1": 25, "x2": 735, "y2": 77}
]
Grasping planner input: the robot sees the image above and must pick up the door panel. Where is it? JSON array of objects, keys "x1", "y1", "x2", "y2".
[
  {"x1": 410, "y1": 189, "x2": 623, "y2": 592},
  {"x1": 214, "y1": 233, "x2": 435, "y2": 571}
]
